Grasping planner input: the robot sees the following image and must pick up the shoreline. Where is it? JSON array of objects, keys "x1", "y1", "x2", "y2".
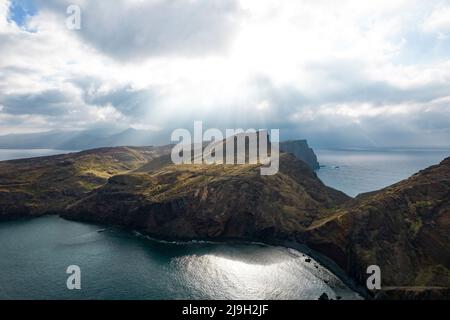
[
  {"x1": 0, "y1": 214, "x2": 365, "y2": 300},
  {"x1": 63, "y1": 214, "x2": 369, "y2": 299}
]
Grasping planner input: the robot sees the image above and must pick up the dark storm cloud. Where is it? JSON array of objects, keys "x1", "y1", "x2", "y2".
[
  {"x1": 304, "y1": 60, "x2": 450, "y2": 105},
  {"x1": 68, "y1": 76, "x2": 157, "y2": 118},
  {"x1": 85, "y1": 85, "x2": 156, "y2": 117},
  {"x1": 251, "y1": 76, "x2": 308, "y2": 110},
  {"x1": 38, "y1": 0, "x2": 242, "y2": 60},
  {"x1": 0, "y1": 89, "x2": 78, "y2": 115}
]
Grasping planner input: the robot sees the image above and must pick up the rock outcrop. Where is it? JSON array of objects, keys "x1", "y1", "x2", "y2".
[{"x1": 280, "y1": 140, "x2": 319, "y2": 169}]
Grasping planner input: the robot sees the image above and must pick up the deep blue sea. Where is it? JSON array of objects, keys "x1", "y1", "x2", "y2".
[
  {"x1": 0, "y1": 147, "x2": 448, "y2": 299},
  {"x1": 316, "y1": 148, "x2": 450, "y2": 197}
]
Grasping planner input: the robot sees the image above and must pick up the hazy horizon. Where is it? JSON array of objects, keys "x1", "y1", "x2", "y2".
[{"x1": 2, "y1": 126, "x2": 450, "y2": 150}]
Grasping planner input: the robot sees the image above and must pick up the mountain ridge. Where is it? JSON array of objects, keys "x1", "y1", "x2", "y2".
[{"x1": 0, "y1": 130, "x2": 319, "y2": 169}]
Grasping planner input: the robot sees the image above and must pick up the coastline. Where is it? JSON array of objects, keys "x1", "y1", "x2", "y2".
[
  {"x1": 61, "y1": 213, "x2": 367, "y2": 299},
  {"x1": 0, "y1": 214, "x2": 362, "y2": 300}
]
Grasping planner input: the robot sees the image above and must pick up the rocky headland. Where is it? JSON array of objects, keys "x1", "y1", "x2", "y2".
[{"x1": 280, "y1": 140, "x2": 320, "y2": 169}]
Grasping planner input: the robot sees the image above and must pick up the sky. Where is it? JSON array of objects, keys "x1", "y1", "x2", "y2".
[{"x1": 1, "y1": 0, "x2": 450, "y2": 147}]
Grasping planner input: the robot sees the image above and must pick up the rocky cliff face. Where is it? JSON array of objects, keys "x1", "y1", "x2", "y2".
[
  {"x1": 302, "y1": 157, "x2": 450, "y2": 295},
  {"x1": 63, "y1": 153, "x2": 348, "y2": 240},
  {"x1": 280, "y1": 140, "x2": 319, "y2": 169},
  {"x1": 0, "y1": 144, "x2": 448, "y2": 299}
]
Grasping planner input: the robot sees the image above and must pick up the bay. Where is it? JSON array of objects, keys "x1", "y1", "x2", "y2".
[{"x1": 0, "y1": 216, "x2": 359, "y2": 300}]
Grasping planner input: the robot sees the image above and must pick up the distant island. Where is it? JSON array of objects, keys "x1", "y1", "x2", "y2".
[{"x1": 0, "y1": 140, "x2": 448, "y2": 299}]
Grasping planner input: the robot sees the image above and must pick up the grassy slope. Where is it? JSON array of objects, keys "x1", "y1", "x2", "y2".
[
  {"x1": 0, "y1": 146, "x2": 170, "y2": 218},
  {"x1": 65, "y1": 153, "x2": 350, "y2": 240}
]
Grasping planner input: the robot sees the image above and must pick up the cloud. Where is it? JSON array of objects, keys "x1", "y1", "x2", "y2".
[
  {"x1": 0, "y1": 0, "x2": 449, "y2": 147},
  {"x1": 422, "y1": 5, "x2": 450, "y2": 36},
  {"x1": 83, "y1": 84, "x2": 157, "y2": 118},
  {"x1": 36, "y1": 0, "x2": 242, "y2": 60},
  {"x1": 0, "y1": 89, "x2": 78, "y2": 115},
  {"x1": 302, "y1": 59, "x2": 450, "y2": 105}
]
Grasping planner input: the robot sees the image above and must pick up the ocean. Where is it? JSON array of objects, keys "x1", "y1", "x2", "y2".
[
  {"x1": 0, "y1": 216, "x2": 359, "y2": 300},
  {"x1": 316, "y1": 148, "x2": 450, "y2": 197},
  {"x1": 0, "y1": 147, "x2": 448, "y2": 299}
]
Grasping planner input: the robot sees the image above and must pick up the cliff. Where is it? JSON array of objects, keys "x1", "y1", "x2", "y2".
[
  {"x1": 0, "y1": 144, "x2": 448, "y2": 299},
  {"x1": 301, "y1": 157, "x2": 450, "y2": 297},
  {"x1": 280, "y1": 140, "x2": 319, "y2": 169},
  {"x1": 63, "y1": 153, "x2": 348, "y2": 240}
]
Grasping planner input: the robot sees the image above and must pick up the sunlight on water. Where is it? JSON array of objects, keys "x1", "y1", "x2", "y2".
[
  {"x1": 0, "y1": 216, "x2": 360, "y2": 300},
  {"x1": 171, "y1": 253, "x2": 357, "y2": 300}
]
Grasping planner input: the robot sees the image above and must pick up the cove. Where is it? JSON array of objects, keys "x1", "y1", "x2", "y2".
[{"x1": 0, "y1": 216, "x2": 361, "y2": 300}]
